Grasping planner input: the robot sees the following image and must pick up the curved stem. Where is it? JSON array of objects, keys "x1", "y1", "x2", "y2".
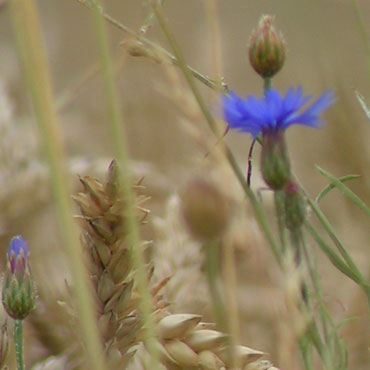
[
  {"x1": 14, "y1": 320, "x2": 24, "y2": 370},
  {"x1": 247, "y1": 138, "x2": 256, "y2": 187}
]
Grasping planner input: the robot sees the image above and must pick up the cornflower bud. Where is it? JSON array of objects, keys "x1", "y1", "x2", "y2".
[
  {"x1": 284, "y1": 181, "x2": 307, "y2": 230},
  {"x1": 182, "y1": 178, "x2": 230, "y2": 242},
  {"x1": 248, "y1": 15, "x2": 286, "y2": 78},
  {"x1": 2, "y1": 236, "x2": 36, "y2": 320},
  {"x1": 261, "y1": 130, "x2": 291, "y2": 190}
]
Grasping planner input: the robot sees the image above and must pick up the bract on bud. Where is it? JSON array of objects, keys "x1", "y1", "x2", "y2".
[
  {"x1": 2, "y1": 236, "x2": 36, "y2": 320},
  {"x1": 261, "y1": 130, "x2": 291, "y2": 190},
  {"x1": 182, "y1": 178, "x2": 230, "y2": 242},
  {"x1": 284, "y1": 181, "x2": 307, "y2": 230},
  {"x1": 248, "y1": 15, "x2": 286, "y2": 78}
]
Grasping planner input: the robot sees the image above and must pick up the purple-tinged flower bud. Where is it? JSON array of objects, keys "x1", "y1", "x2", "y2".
[
  {"x1": 2, "y1": 236, "x2": 36, "y2": 320},
  {"x1": 248, "y1": 15, "x2": 286, "y2": 78},
  {"x1": 8, "y1": 235, "x2": 28, "y2": 275},
  {"x1": 261, "y1": 130, "x2": 291, "y2": 190},
  {"x1": 284, "y1": 181, "x2": 307, "y2": 230},
  {"x1": 182, "y1": 178, "x2": 231, "y2": 241}
]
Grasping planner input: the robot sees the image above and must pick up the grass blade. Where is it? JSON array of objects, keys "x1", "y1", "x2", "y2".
[
  {"x1": 316, "y1": 166, "x2": 370, "y2": 218},
  {"x1": 315, "y1": 174, "x2": 360, "y2": 203},
  {"x1": 354, "y1": 90, "x2": 370, "y2": 122}
]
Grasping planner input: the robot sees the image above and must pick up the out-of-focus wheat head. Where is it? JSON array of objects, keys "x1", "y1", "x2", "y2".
[
  {"x1": 73, "y1": 160, "x2": 169, "y2": 368},
  {"x1": 153, "y1": 195, "x2": 210, "y2": 315}
]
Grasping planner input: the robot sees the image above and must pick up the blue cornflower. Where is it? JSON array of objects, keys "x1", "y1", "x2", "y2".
[{"x1": 223, "y1": 87, "x2": 334, "y2": 138}]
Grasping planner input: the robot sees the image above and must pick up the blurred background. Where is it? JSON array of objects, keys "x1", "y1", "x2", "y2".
[{"x1": 0, "y1": 0, "x2": 369, "y2": 369}]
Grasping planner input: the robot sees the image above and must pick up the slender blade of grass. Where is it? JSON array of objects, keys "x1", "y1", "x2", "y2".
[
  {"x1": 87, "y1": 0, "x2": 161, "y2": 368},
  {"x1": 315, "y1": 174, "x2": 361, "y2": 203},
  {"x1": 304, "y1": 221, "x2": 364, "y2": 286},
  {"x1": 316, "y1": 166, "x2": 370, "y2": 217},
  {"x1": 354, "y1": 90, "x2": 370, "y2": 122},
  {"x1": 9, "y1": 1, "x2": 106, "y2": 368}
]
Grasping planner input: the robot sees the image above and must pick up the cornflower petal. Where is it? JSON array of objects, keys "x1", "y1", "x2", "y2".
[
  {"x1": 223, "y1": 93, "x2": 250, "y2": 130},
  {"x1": 223, "y1": 87, "x2": 334, "y2": 137},
  {"x1": 282, "y1": 90, "x2": 335, "y2": 129}
]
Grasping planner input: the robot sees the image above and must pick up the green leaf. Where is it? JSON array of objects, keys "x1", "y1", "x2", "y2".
[
  {"x1": 316, "y1": 166, "x2": 370, "y2": 218},
  {"x1": 354, "y1": 90, "x2": 370, "y2": 122},
  {"x1": 315, "y1": 174, "x2": 360, "y2": 203}
]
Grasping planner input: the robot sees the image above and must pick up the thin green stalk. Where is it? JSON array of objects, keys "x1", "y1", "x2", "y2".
[
  {"x1": 204, "y1": 241, "x2": 227, "y2": 332},
  {"x1": 9, "y1": 1, "x2": 106, "y2": 369},
  {"x1": 204, "y1": 240, "x2": 236, "y2": 368},
  {"x1": 316, "y1": 166, "x2": 370, "y2": 218},
  {"x1": 299, "y1": 336, "x2": 314, "y2": 370},
  {"x1": 296, "y1": 177, "x2": 364, "y2": 279},
  {"x1": 140, "y1": 0, "x2": 166, "y2": 34},
  {"x1": 88, "y1": 1, "x2": 160, "y2": 368},
  {"x1": 304, "y1": 221, "x2": 364, "y2": 285},
  {"x1": 301, "y1": 233, "x2": 347, "y2": 370},
  {"x1": 76, "y1": 0, "x2": 222, "y2": 91},
  {"x1": 149, "y1": 1, "x2": 282, "y2": 266},
  {"x1": 350, "y1": 0, "x2": 370, "y2": 75},
  {"x1": 264, "y1": 77, "x2": 272, "y2": 91},
  {"x1": 14, "y1": 320, "x2": 24, "y2": 370},
  {"x1": 289, "y1": 228, "x2": 329, "y2": 364},
  {"x1": 274, "y1": 191, "x2": 287, "y2": 254}
]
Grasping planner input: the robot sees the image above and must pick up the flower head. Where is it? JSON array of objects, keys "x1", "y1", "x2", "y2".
[{"x1": 223, "y1": 87, "x2": 334, "y2": 138}]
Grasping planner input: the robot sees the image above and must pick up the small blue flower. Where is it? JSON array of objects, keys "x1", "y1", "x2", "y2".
[{"x1": 223, "y1": 87, "x2": 334, "y2": 138}]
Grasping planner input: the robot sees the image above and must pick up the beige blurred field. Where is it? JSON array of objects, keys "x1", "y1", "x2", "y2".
[{"x1": 0, "y1": 0, "x2": 369, "y2": 369}]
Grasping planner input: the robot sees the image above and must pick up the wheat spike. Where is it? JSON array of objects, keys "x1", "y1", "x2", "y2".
[{"x1": 74, "y1": 160, "x2": 168, "y2": 367}]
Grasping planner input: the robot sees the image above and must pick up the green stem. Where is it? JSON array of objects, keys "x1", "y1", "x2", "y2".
[
  {"x1": 88, "y1": 1, "x2": 161, "y2": 368},
  {"x1": 274, "y1": 191, "x2": 287, "y2": 254},
  {"x1": 263, "y1": 77, "x2": 272, "y2": 92},
  {"x1": 75, "y1": 0, "x2": 223, "y2": 92},
  {"x1": 350, "y1": 0, "x2": 370, "y2": 75},
  {"x1": 204, "y1": 241, "x2": 227, "y2": 332},
  {"x1": 301, "y1": 233, "x2": 343, "y2": 370},
  {"x1": 14, "y1": 320, "x2": 24, "y2": 370},
  {"x1": 9, "y1": 1, "x2": 107, "y2": 369}
]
